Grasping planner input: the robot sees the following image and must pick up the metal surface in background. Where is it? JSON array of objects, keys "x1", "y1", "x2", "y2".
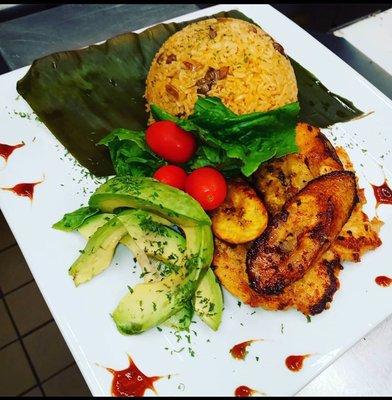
[{"x1": 0, "y1": 4, "x2": 200, "y2": 70}]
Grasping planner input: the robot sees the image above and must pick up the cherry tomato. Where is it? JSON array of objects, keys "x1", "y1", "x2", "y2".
[
  {"x1": 153, "y1": 165, "x2": 187, "y2": 190},
  {"x1": 185, "y1": 167, "x2": 227, "y2": 211},
  {"x1": 146, "y1": 121, "x2": 197, "y2": 164}
]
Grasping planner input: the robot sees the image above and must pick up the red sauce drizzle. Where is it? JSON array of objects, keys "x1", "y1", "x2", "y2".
[
  {"x1": 375, "y1": 275, "x2": 392, "y2": 287},
  {"x1": 0, "y1": 142, "x2": 24, "y2": 162},
  {"x1": 2, "y1": 181, "x2": 42, "y2": 200},
  {"x1": 235, "y1": 385, "x2": 256, "y2": 397},
  {"x1": 285, "y1": 354, "x2": 310, "y2": 372},
  {"x1": 107, "y1": 355, "x2": 162, "y2": 397},
  {"x1": 230, "y1": 339, "x2": 260, "y2": 360},
  {"x1": 372, "y1": 180, "x2": 392, "y2": 206}
]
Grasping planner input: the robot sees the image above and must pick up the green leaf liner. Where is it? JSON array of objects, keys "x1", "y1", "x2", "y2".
[
  {"x1": 291, "y1": 59, "x2": 363, "y2": 127},
  {"x1": 17, "y1": 10, "x2": 363, "y2": 177}
]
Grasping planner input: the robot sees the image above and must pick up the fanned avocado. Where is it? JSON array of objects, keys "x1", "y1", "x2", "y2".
[
  {"x1": 70, "y1": 176, "x2": 216, "y2": 334},
  {"x1": 112, "y1": 224, "x2": 213, "y2": 334},
  {"x1": 89, "y1": 176, "x2": 210, "y2": 227},
  {"x1": 77, "y1": 213, "x2": 220, "y2": 331},
  {"x1": 75, "y1": 209, "x2": 197, "y2": 332},
  {"x1": 193, "y1": 267, "x2": 224, "y2": 331}
]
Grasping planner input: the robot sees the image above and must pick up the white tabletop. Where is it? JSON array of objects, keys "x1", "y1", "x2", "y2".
[
  {"x1": 334, "y1": 8, "x2": 392, "y2": 75},
  {"x1": 298, "y1": 315, "x2": 392, "y2": 396}
]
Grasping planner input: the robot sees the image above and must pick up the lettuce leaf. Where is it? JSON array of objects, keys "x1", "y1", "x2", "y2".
[
  {"x1": 98, "y1": 128, "x2": 166, "y2": 176},
  {"x1": 52, "y1": 206, "x2": 99, "y2": 231},
  {"x1": 151, "y1": 97, "x2": 300, "y2": 177}
]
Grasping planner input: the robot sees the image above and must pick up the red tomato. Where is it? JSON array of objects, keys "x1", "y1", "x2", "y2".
[
  {"x1": 153, "y1": 165, "x2": 187, "y2": 190},
  {"x1": 146, "y1": 121, "x2": 197, "y2": 163},
  {"x1": 185, "y1": 167, "x2": 227, "y2": 211}
]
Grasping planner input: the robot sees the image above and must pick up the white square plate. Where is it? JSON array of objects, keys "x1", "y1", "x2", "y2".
[{"x1": 1, "y1": 4, "x2": 392, "y2": 396}]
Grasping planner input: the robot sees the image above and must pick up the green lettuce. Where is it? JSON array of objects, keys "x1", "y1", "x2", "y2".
[
  {"x1": 151, "y1": 97, "x2": 300, "y2": 177},
  {"x1": 98, "y1": 128, "x2": 166, "y2": 177},
  {"x1": 52, "y1": 207, "x2": 99, "y2": 231}
]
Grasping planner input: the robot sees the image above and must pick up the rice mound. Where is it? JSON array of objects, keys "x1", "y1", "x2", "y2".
[{"x1": 145, "y1": 17, "x2": 298, "y2": 118}]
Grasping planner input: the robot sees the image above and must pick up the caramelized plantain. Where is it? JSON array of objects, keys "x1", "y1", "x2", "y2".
[
  {"x1": 213, "y1": 123, "x2": 381, "y2": 315},
  {"x1": 254, "y1": 153, "x2": 313, "y2": 216},
  {"x1": 211, "y1": 181, "x2": 268, "y2": 244},
  {"x1": 246, "y1": 171, "x2": 357, "y2": 295},
  {"x1": 213, "y1": 238, "x2": 341, "y2": 315},
  {"x1": 254, "y1": 123, "x2": 343, "y2": 215},
  {"x1": 295, "y1": 122, "x2": 343, "y2": 176}
]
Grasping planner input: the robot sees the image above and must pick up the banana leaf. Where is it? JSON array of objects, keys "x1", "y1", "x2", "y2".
[{"x1": 16, "y1": 9, "x2": 363, "y2": 177}]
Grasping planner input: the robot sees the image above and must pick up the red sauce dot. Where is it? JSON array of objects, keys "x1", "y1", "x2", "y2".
[
  {"x1": 372, "y1": 181, "x2": 392, "y2": 206},
  {"x1": 2, "y1": 181, "x2": 42, "y2": 200},
  {"x1": 230, "y1": 339, "x2": 261, "y2": 360},
  {"x1": 375, "y1": 276, "x2": 392, "y2": 287},
  {"x1": 235, "y1": 385, "x2": 256, "y2": 397},
  {"x1": 107, "y1": 355, "x2": 162, "y2": 397},
  {"x1": 285, "y1": 354, "x2": 310, "y2": 372},
  {"x1": 0, "y1": 142, "x2": 24, "y2": 162}
]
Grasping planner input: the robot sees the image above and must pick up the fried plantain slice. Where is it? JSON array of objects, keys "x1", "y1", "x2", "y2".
[
  {"x1": 246, "y1": 171, "x2": 357, "y2": 295},
  {"x1": 253, "y1": 153, "x2": 313, "y2": 216},
  {"x1": 295, "y1": 122, "x2": 343, "y2": 176},
  {"x1": 211, "y1": 181, "x2": 268, "y2": 244},
  {"x1": 254, "y1": 123, "x2": 343, "y2": 215},
  {"x1": 213, "y1": 238, "x2": 341, "y2": 315}
]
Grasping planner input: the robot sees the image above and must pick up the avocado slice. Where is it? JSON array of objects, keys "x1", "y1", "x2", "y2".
[
  {"x1": 77, "y1": 213, "x2": 152, "y2": 273},
  {"x1": 70, "y1": 209, "x2": 182, "y2": 286},
  {"x1": 193, "y1": 267, "x2": 224, "y2": 331},
  {"x1": 69, "y1": 215, "x2": 128, "y2": 286},
  {"x1": 112, "y1": 224, "x2": 213, "y2": 334},
  {"x1": 164, "y1": 300, "x2": 194, "y2": 331},
  {"x1": 76, "y1": 209, "x2": 220, "y2": 331},
  {"x1": 89, "y1": 176, "x2": 210, "y2": 227},
  {"x1": 77, "y1": 213, "x2": 116, "y2": 239},
  {"x1": 117, "y1": 209, "x2": 186, "y2": 268}
]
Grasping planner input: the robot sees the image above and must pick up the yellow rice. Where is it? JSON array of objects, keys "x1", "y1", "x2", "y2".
[{"x1": 145, "y1": 17, "x2": 298, "y2": 118}]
